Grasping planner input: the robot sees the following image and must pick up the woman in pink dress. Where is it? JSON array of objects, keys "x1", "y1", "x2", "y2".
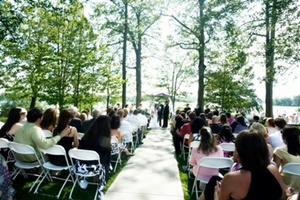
[{"x1": 189, "y1": 127, "x2": 224, "y2": 182}]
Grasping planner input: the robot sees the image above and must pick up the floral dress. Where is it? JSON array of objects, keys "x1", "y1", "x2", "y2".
[{"x1": 0, "y1": 155, "x2": 15, "y2": 200}]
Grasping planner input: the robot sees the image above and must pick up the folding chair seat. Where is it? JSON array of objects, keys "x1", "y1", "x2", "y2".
[
  {"x1": 181, "y1": 134, "x2": 190, "y2": 160},
  {"x1": 111, "y1": 136, "x2": 121, "y2": 172},
  {"x1": 68, "y1": 148, "x2": 104, "y2": 200},
  {"x1": 191, "y1": 157, "x2": 233, "y2": 199},
  {"x1": 8, "y1": 142, "x2": 44, "y2": 193},
  {"x1": 34, "y1": 145, "x2": 74, "y2": 199}
]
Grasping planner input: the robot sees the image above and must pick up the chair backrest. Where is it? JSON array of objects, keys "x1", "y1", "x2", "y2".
[
  {"x1": 199, "y1": 157, "x2": 234, "y2": 169},
  {"x1": 39, "y1": 145, "x2": 70, "y2": 166},
  {"x1": 9, "y1": 142, "x2": 37, "y2": 155},
  {"x1": 0, "y1": 138, "x2": 9, "y2": 148},
  {"x1": 68, "y1": 148, "x2": 100, "y2": 162},
  {"x1": 281, "y1": 163, "x2": 300, "y2": 176},
  {"x1": 189, "y1": 141, "x2": 200, "y2": 149},
  {"x1": 77, "y1": 132, "x2": 84, "y2": 140},
  {"x1": 219, "y1": 143, "x2": 235, "y2": 152},
  {"x1": 39, "y1": 144, "x2": 66, "y2": 156},
  {"x1": 233, "y1": 133, "x2": 238, "y2": 139}
]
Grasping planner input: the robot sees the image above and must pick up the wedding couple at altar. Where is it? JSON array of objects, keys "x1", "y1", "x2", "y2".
[{"x1": 148, "y1": 101, "x2": 169, "y2": 128}]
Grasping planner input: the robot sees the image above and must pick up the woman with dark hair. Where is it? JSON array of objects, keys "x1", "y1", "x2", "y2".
[
  {"x1": 76, "y1": 115, "x2": 111, "y2": 198},
  {"x1": 79, "y1": 115, "x2": 111, "y2": 174},
  {"x1": 189, "y1": 127, "x2": 223, "y2": 183},
  {"x1": 233, "y1": 115, "x2": 248, "y2": 133},
  {"x1": 218, "y1": 124, "x2": 235, "y2": 157},
  {"x1": 200, "y1": 131, "x2": 286, "y2": 200},
  {"x1": 188, "y1": 117, "x2": 206, "y2": 145},
  {"x1": 219, "y1": 113, "x2": 228, "y2": 126},
  {"x1": 40, "y1": 108, "x2": 58, "y2": 138},
  {"x1": 49, "y1": 109, "x2": 78, "y2": 166},
  {"x1": 273, "y1": 126, "x2": 300, "y2": 189},
  {"x1": 109, "y1": 113, "x2": 133, "y2": 156},
  {"x1": 0, "y1": 107, "x2": 24, "y2": 141}
]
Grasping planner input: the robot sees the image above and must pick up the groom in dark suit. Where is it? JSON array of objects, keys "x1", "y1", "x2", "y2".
[
  {"x1": 163, "y1": 101, "x2": 170, "y2": 128},
  {"x1": 157, "y1": 101, "x2": 164, "y2": 127}
]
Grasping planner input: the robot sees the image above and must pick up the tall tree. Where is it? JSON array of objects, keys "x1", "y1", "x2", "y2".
[{"x1": 169, "y1": 0, "x2": 244, "y2": 111}]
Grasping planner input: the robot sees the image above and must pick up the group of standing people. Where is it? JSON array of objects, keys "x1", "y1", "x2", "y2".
[{"x1": 148, "y1": 101, "x2": 170, "y2": 129}]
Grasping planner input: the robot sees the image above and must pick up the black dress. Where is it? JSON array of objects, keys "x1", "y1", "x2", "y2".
[{"x1": 49, "y1": 133, "x2": 73, "y2": 166}]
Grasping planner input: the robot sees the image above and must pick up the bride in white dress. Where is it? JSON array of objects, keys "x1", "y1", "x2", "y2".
[{"x1": 148, "y1": 108, "x2": 159, "y2": 129}]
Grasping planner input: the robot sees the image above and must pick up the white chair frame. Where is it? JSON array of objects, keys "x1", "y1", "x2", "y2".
[
  {"x1": 181, "y1": 134, "x2": 190, "y2": 160},
  {"x1": 111, "y1": 136, "x2": 122, "y2": 172},
  {"x1": 68, "y1": 149, "x2": 102, "y2": 200},
  {"x1": 8, "y1": 142, "x2": 44, "y2": 193},
  {"x1": 34, "y1": 145, "x2": 74, "y2": 199},
  {"x1": 187, "y1": 141, "x2": 200, "y2": 177},
  {"x1": 191, "y1": 157, "x2": 233, "y2": 199}
]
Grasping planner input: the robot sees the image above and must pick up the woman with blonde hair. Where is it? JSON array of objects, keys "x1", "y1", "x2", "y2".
[{"x1": 250, "y1": 122, "x2": 273, "y2": 160}]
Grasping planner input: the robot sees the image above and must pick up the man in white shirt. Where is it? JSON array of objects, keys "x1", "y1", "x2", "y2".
[
  {"x1": 269, "y1": 117, "x2": 287, "y2": 149},
  {"x1": 124, "y1": 109, "x2": 142, "y2": 145},
  {"x1": 117, "y1": 110, "x2": 134, "y2": 143}
]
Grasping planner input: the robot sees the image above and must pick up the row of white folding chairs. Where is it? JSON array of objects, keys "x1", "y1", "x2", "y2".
[{"x1": 0, "y1": 138, "x2": 101, "y2": 200}]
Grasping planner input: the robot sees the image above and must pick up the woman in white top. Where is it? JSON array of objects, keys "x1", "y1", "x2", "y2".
[{"x1": 265, "y1": 117, "x2": 277, "y2": 135}]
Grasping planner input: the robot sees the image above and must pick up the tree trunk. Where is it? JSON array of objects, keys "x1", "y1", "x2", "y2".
[
  {"x1": 197, "y1": 0, "x2": 205, "y2": 111},
  {"x1": 135, "y1": 41, "x2": 142, "y2": 108},
  {"x1": 265, "y1": 0, "x2": 277, "y2": 117},
  {"x1": 30, "y1": 96, "x2": 37, "y2": 109},
  {"x1": 122, "y1": 1, "x2": 128, "y2": 108}
]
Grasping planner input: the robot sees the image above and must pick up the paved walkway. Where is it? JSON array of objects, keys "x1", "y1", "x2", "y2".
[{"x1": 104, "y1": 128, "x2": 184, "y2": 200}]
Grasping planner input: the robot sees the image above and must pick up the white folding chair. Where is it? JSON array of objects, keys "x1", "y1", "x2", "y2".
[
  {"x1": 191, "y1": 157, "x2": 233, "y2": 199},
  {"x1": 219, "y1": 143, "x2": 235, "y2": 152},
  {"x1": 78, "y1": 132, "x2": 85, "y2": 140},
  {"x1": 68, "y1": 149, "x2": 102, "y2": 200},
  {"x1": 111, "y1": 136, "x2": 121, "y2": 172},
  {"x1": 0, "y1": 138, "x2": 9, "y2": 149},
  {"x1": 34, "y1": 145, "x2": 74, "y2": 199},
  {"x1": 181, "y1": 134, "x2": 190, "y2": 160},
  {"x1": 8, "y1": 142, "x2": 44, "y2": 193},
  {"x1": 280, "y1": 163, "x2": 300, "y2": 176},
  {"x1": 187, "y1": 141, "x2": 200, "y2": 177}
]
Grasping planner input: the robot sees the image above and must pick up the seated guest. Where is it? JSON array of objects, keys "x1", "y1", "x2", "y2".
[
  {"x1": 77, "y1": 115, "x2": 111, "y2": 199},
  {"x1": 188, "y1": 117, "x2": 206, "y2": 145},
  {"x1": 265, "y1": 117, "x2": 277, "y2": 135},
  {"x1": 117, "y1": 109, "x2": 134, "y2": 146},
  {"x1": 200, "y1": 130, "x2": 286, "y2": 200},
  {"x1": 269, "y1": 117, "x2": 287, "y2": 149},
  {"x1": 49, "y1": 110, "x2": 79, "y2": 166},
  {"x1": 40, "y1": 108, "x2": 58, "y2": 138},
  {"x1": 219, "y1": 113, "x2": 228, "y2": 126},
  {"x1": 0, "y1": 107, "x2": 24, "y2": 141},
  {"x1": 233, "y1": 115, "x2": 248, "y2": 133},
  {"x1": 209, "y1": 115, "x2": 221, "y2": 134},
  {"x1": 14, "y1": 107, "x2": 69, "y2": 162},
  {"x1": 218, "y1": 124, "x2": 235, "y2": 157},
  {"x1": 250, "y1": 122, "x2": 273, "y2": 160},
  {"x1": 82, "y1": 109, "x2": 101, "y2": 133},
  {"x1": 189, "y1": 127, "x2": 224, "y2": 183},
  {"x1": 273, "y1": 126, "x2": 300, "y2": 189},
  {"x1": 79, "y1": 115, "x2": 111, "y2": 175},
  {"x1": 109, "y1": 112, "x2": 133, "y2": 156},
  {"x1": 67, "y1": 106, "x2": 82, "y2": 132},
  {"x1": 180, "y1": 112, "x2": 196, "y2": 145}
]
